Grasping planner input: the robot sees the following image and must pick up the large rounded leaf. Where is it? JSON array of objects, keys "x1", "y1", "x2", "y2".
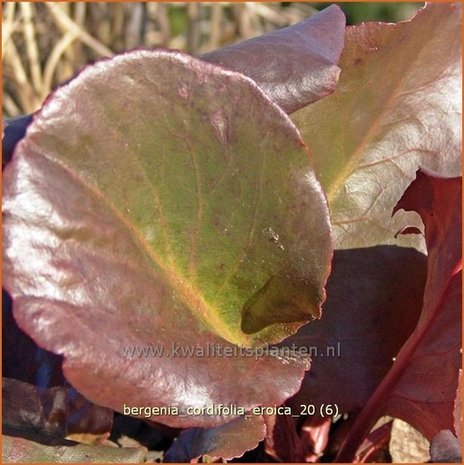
[{"x1": 3, "y1": 50, "x2": 331, "y2": 427}]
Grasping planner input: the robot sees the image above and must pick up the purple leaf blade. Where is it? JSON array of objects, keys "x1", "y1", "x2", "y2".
[
  {"x1": 3, "y1": 50, "x2": 332, "y2": 428},
  {"x1": 201, "y1": 5, "x2": 345, "y2": 114}
]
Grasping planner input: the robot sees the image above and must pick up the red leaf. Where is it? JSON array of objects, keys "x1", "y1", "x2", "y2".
[
  {"x1": 287, "y1": 245, "x2": 426, "y2": 415},
  {"x1": 386, "y1": 169, "x2": 462, "y2": 438},
  {"x1": 336, "y1": 169, "x2": 462, "y2": 461},
  {"x1": 3, "y1": 50, "x2": 332, "y2": 429}
]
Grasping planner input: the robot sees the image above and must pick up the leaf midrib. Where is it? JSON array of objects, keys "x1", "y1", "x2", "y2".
[
  {"x1": 325, "y1": 18, "x2": 443, "y2": 206},
  {"x1": 29, "y1": 146, "x2": 244, "y2": 346}
]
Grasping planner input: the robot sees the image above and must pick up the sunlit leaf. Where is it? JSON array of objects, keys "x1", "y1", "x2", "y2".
[
  {"x1": 3, "y1": 49, "x2": 332, "y2": 427},
  {"x1": 202, "y1": 5, "x2": 345, "y2": 114},
  {"x1": 292, "y1": 3, "x2": 461, "y2": 250}
]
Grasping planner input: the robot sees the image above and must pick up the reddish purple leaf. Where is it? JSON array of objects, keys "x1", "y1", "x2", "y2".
[
  {"x1": 336, "y1": 169, "x2": 462, "y2": 461},
  {"x1": 3, "y1": 49, "x2": 332, "y2": 428},
  {"x1": 386, "y1": 169, "x2": 462, "y2": 438},
  {"x1": 287, "y1": 245, "x2": 426, "y2": 415},
  {"x1": 201, "y1": 5, "x2": 345, "y2": 114}
]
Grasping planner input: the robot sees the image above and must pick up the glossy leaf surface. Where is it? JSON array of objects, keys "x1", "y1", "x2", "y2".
[
  {"x1": 3, "y1": 49, "x2": 332, "y2": 427},
  {"x1": 202, "y1": 5, "x2": 345, "y2": 114}
]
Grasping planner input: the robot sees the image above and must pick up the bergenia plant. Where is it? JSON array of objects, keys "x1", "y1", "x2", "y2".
[{"x1": 2, "y1": 3, "x2": 461, "y2": 463}]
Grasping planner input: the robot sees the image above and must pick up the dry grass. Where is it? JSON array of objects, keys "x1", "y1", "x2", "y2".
[{"x1": 2, "y1": 2, "x2": 318, "y2": 118}]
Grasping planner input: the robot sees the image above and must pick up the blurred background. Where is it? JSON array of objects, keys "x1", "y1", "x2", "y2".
[{"x1": 2, "y1": 2, "x2": 422, "y2": 118}]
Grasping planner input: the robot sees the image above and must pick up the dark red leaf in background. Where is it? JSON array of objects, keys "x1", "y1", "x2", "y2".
[
  {"x1": 287, "y1": 245, "x2": 427, "y2": 415},
  {"x1": 336, "y1": 169, "x2": 462, "y2": 461},
  {"x1": 386, "y1": 169, "x2": 462, "y2": 438}
]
